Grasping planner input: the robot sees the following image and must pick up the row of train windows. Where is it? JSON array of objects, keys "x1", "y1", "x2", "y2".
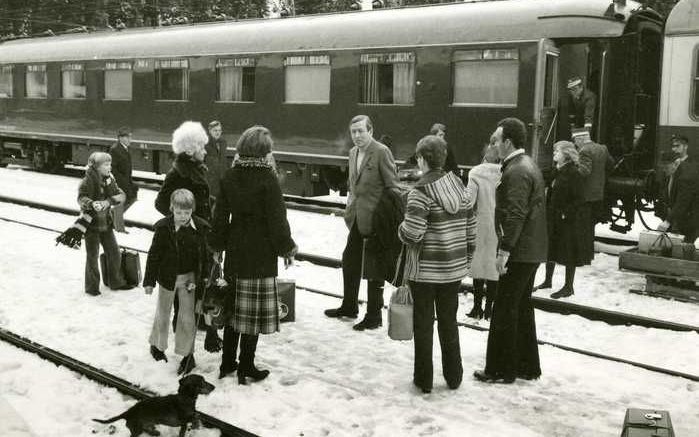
[{"x1": 0, "y1": 49, "x2": 520, "y2": 106}]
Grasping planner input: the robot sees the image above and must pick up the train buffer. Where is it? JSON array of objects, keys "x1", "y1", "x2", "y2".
[{"x1": 619, "y1": 239, "x2": 699, "y2": 304}]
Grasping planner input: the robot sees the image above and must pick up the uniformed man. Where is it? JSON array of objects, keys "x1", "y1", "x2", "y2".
[{"x1": 566, "y1": 76, "x2": 596, "y2": 137}]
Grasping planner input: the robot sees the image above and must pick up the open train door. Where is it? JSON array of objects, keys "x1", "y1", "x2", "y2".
[{"x1": 531, "y1": 38, "x2": 559, "y2": 174}]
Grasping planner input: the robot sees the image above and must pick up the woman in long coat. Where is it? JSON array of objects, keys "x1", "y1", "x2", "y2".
[
  {"x1": 211, "y1": 125, "x2": 297, "y2": 384},
  {"x1": 465, "y1": 143, "x2": 501, "y2": 319},
  {"x1": 542, "y1": 140, "x2": 591, "y2": 299}
]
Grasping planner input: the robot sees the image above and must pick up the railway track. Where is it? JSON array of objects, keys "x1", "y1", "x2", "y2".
[
  {"x1": 0, "y1": 326, "x2": 257, "y2": 437},
  {"x1": 1, "y1": 194, "x2": 695, "y2": 335}
]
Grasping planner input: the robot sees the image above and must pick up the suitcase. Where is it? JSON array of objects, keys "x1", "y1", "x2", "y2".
[
  {"x1": 276, "y1": 278, "x2": 295, "y2": 323},
  {"x1": 120, "y1": 249, "x2": 141, "y2": 286},
  {"x1": 99, "y1": 253, "x2": 112, "y2": 287},
  {"x1": 621, "y1": 408, "x2": 674, "y2": 437}
]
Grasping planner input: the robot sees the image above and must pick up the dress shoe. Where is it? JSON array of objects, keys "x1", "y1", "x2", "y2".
[
  {"x1": 324, "y1": 307, "x2": 358, "y2": 319},
  {"x1": 413, "y1": 380, "x2": 432, "y2": 394},
  {"x1": 113, "y1": 283, "x2": 136, "y2": 291},
  {"x1": 473, "y1": 370, "x2": 515, "y2": 384},
  {"x1": 533, "y1": 281, "x2": 552, "y2": 291},
  {"x1": 550, "y1": 286, "x2": 574, "y2": 299},
  {"x1": 238, "y1": 365, "x2": 270, "y2": 385},
  {"x1": 85, "y1": 290, "x2": 101, "y2": 296},
  {"x1": 466, "y1": 305, "x2": 483, "y2": 319},
  {"x1": 150, "y1": 345, "x2": 168, "y2": 362},
  {"x1": 177, "y1": 355, "x2": 196, "y2": 375},
  {"x1": 218, "y1": 361, "x2": 238, "y2": 379},
  {"x1": 352, "y1": 317, "x2": 382, "y2": 331}
]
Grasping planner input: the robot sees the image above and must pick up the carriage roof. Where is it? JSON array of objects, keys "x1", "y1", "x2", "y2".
[
  {"x1": 0, "y1": 0, "x2": 651, "y2": 64},
  {"x1": 665, "y1": 0, "x2": 699, "y2": 36}
]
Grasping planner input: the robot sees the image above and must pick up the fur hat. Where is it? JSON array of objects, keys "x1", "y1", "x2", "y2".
[{"x1": 172, "y1": 121, "x2": 208, "y2": 156}]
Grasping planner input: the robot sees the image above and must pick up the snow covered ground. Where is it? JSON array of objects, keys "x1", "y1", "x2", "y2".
[{"x1": 0, "y1": 167, "x2": 698, "y2": 437}]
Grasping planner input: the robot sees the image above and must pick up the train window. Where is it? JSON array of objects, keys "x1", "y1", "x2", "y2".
[
  {"x1": 25, "y1": 64, "x2": 47, "y2": 99},
  {"x1": 452, "y1": 49, "x2": 518, "y2": 106},
  {"x1": 104, "y1": 61, "x2": 132, "y2": 100},
  {"x1": 217, "y1": 58, "x2": 255, "y2": 102},
  {"x1": 0, "y1": 65, "x2": 12, "y2": 98},
  {"x1": 155, "y1": 59, "x2": 189, "y2": 101},
  {"x1": 359, "y1": 52, "x2": 415, "y2": 105},
  {"x1": 61, "y1": 63, "x2": 86, "y2": 99},
  {"x1": 284, "y1": 55, "x2": 331, "y2": 104}
]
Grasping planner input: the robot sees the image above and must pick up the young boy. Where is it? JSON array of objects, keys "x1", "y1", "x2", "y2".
[
  {"x1": 78, "y1": 152, "x2": 131, "y2": 296},
  {"x1": 144, "y1": 188, "x2": 211, "y2": 375}
]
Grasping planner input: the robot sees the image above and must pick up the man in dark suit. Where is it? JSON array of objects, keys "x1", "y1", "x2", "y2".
[
  {"x1": 658, "y1": 135, "x2": 699, "y2": 243},
  {"x1": 325, "y1": 115, "x2": 398, "y2": 331},
  {"x1": 205, "y1": 120, "x2": 229, "y2": 202},
  {"x1": 474, "y1": 117, "x2": 548, "y2": 384},
  {"x1": 109, "y1": 126, "x2": 137, "y2": 211}
]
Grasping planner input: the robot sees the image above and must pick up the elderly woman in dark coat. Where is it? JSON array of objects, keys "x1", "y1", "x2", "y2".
[
  {"x1": 211, "y1": 125, "x2": 297, "y2": 384},
  {"x1": 155, "y1": 121, "x2": 212, "y2": 222},
  {"x1": 539, "y1": 141, "x2": 591, "y2": 299}
]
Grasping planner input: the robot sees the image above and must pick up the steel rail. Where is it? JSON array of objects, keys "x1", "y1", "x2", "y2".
[
  {"x1": 0, "y1": 327, "x2": 258, "y2": 437},
  {"x1": 0, "y1": 196, "x2": 694, "y2": 334}
]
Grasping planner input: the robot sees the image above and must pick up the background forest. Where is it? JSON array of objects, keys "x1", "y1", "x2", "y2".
[{"x1": 0, "y1": 0, "x2": 681, "y2": 39}]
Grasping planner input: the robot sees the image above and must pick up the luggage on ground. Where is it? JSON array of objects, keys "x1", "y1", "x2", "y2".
[
  {"x1": 621, "y1": 408, "x2": 674, "y2": 437},
  {"x1": 120, "y1": 248, "x2": 141, "y2": 286}
]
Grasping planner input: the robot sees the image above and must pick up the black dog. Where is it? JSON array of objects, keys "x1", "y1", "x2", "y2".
[{"x1": 93, "y1": 374, "x2": 215, "y2": 437}]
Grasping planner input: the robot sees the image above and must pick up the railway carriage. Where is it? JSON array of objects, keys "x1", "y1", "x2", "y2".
[{"x1": 0, "y1": 0, "x2": 674, "y2": 230}]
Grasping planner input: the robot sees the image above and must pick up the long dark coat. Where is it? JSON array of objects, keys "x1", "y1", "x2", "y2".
[
  {"x1": 204, "y1": 135, "x2": 229, "y2": 200},
  {"x1": 667, "y1": 159, "x2": 699, "y2": 242},
  {"x1": 363, "y1": 186, "x2": 406, "y2": 284},
  {"x1": 109, "y1": 141, "x2": 137, "y2": 201},
  {"x1": 155, "y1": 154, "x2": 211, "y2": 222},
  {"x1": 547, "y1": 162, "x2": 592, "y2": 266},
  {"x1": 210, "y1": 159, "x2": 296, "y2": 279}
]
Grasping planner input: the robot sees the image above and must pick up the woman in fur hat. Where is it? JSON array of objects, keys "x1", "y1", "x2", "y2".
[{"x1": 155, "y1": 121, "x2": 212, "y2": 221}]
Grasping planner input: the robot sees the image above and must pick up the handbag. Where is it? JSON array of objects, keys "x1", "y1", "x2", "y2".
[
  {"x1": 388, "y1": 245, "x2": 415, "y2": 341},
  {"x1": 276, "y1": 278, "x2": 296, "y2": 323},
  {"x1": 201, "y1": 261, "x2": 231, "y2": 328}
]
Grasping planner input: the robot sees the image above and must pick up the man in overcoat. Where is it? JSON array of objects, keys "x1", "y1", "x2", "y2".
[
  {"x1": 109, "y1": 126, "x2": 137, "y2": 211},
  {"x1": 205, "y1": 120, "x2": 229, "y2": 202},
  {"x1": 325, "y1": 115, "x2": 398, "y2": 331},
  {"x1": 658, "y1": 135, "x2": 699, "y2": 243},
  {"x1": 474, "y1": 117, "x2": 548, "y2": 384}
]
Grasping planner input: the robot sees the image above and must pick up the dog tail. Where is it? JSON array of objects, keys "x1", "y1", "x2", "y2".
[{"x1": 92, "y1": 412, "x2": 126, "y2": 424}]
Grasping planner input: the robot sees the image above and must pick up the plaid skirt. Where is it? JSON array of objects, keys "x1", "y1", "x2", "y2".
[{"x1": 232, "y1": 277, "x2": 280, "y2": 335}]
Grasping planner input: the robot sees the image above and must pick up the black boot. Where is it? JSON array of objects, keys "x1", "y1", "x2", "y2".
[
  {"x1": 467, "y1": 280, "x2": 484, "y2": 319},
  {"x1": 238, "y1": 334, "x2": 269, "y2": 385},
  {"x1": 219, "y1": 326, "x2": 239, "y2": 379},
  {"x1": 483, "y1": 280, "x2": 497, "y2": 321},
  {"x1": 150, "y1": 345, "x2": 167, "y2": 362},
  {"x1": 177, "y1": 354, "x2": 196, "y2": 375},
  {"x1": 534, "y1": 262, "x2": 555, "y2": 291},
  {"x1": 353, "y1": 281, "x2": 383, "y2": 331}
]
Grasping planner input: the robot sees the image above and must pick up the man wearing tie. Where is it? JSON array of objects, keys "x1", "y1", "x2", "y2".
[
  {"x1": 657, "y1": 135, "x2": 699, "y2": 243},
  {"x1": 325, "y1": 115, "x2": 398, "y2": 331}
]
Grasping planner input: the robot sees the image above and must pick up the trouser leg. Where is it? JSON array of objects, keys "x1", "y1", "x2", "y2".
[
  {"x1": 411, "y1": 281, "x2": 435, "y2": 390},
  {"x1": 340, "y1": 223, "x2": 363, "y2": 314},
  {"x1": 435, "y1": 281, "x2": 463, "y2": 387},
  {"x1": 174, "y1": 273, "x2": 197, "y2": 356},
  {"x1": 516, "y1": 265, "x2": 541, "y2": 377},
  {"x1": 149, "y1": 285, "x2": 176, "y2": 352},
  {"x1": 221, "y1": 325, "x2": 240, "y2": 371},
  {"x1": 84, "y1": 230, "x2": 101, "y2": 293},
  {"x1": 100, "y1": 229, "x2": 126, "y2": 288},
  {"x1": 366, "y1": 280, "x2": 384, "y2": 321}
]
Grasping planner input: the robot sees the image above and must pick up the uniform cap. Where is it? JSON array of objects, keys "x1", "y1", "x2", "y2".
[{"x1": 567, "y1": 77, "x2": 582, "y2": 89}]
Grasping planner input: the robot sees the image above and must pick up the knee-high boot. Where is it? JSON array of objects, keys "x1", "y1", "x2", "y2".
[
  {"x1": 219, "y1": 326, "x2": 239, "y2": 379},
  {"x1": 483, "y1": 280, "x2": 498, "y2": 320},
  {"x1": 467, "y1": 280, "x2": 484, "y2": 319},
  {"x1": 238, "y1": 334, "x2": 270, "y2": 385}
]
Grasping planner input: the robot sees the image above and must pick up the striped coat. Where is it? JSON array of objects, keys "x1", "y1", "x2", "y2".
[{"x1": 398, "y1": 171, "x2": 476, "y2": 283}]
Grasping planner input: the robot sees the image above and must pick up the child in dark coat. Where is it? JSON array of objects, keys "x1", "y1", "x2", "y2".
[
  {"x1": 78, "y1": 152, "x2": 130, "y2": 295},
  {"x1": 144, "y1": 188, "x2": 211, "y2": 375}
]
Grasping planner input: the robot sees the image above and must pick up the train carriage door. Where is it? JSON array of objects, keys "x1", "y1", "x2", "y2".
[{"x1": 532, "y1": 39, "x2": 559, "y2": 173}]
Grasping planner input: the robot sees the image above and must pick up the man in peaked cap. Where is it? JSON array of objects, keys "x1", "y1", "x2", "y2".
[
  {"x1": 566, "y1": 76, "x2": 596, "y2": 139},
  {"x1": 109, "y1": 126, "x2": 138, "y2": 212}
]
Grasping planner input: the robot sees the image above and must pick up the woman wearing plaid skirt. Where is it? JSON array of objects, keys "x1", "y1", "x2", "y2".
[{"x1": 211, "y1": 125, "x2": 297, "y2": 384}]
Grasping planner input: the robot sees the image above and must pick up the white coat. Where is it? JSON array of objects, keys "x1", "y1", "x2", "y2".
[{"x1": 466, "y1": 163, "x2": 501, "y2": 281}]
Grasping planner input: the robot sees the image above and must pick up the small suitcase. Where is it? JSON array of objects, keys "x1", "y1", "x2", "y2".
[
  {"x1": 276, "y1": 278, "x2": 295, "y2": 323},
  {"x1": 99, "y1": 253, "x2": 112, "y2": 287},
  {"x1": 621, "y1": 408, "x2": 674, "y2": 437},
  {"x1": 120, "y1": 249, "x2": 141, "y2": 286}
]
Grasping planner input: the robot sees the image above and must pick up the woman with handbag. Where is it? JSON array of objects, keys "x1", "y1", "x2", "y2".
[
  {"x1": 398, "y1": 135, "x2": 476, "y2": 394},
  {"x1": 211, "y1": 125, "x2": 297, "y2": 384}
]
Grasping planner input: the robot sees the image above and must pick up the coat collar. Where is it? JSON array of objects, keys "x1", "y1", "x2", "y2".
[
  {"x1": 352, "y1": 140, "x2": 378, "y2": 182},
  {"x1": 501, "y1": 149, "x2": 526, "y2": 172}
]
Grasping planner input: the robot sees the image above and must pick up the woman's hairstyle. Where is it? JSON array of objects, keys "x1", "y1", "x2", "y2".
[
  {"x1": 236, "y1": 125, "x2": 273, "y2": 158},
  {"x1": 554, "y1": 140, "x2": 579, "y2": 166},
  {"x1": 87, "y1": 152, "x2": 112, "y2": 169},
  {"x1": 170, "y1": 188, "x2": 196, "y2": 210},
  {"x1": 416, "y1": 135, "x2": 447, "y2": 170},
  {"x1": 172, "y1": 121, "x2": 208, "y2": 156},
  {"x1": 429, "y1": 123, "x2": 446, "y2": 135}
]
